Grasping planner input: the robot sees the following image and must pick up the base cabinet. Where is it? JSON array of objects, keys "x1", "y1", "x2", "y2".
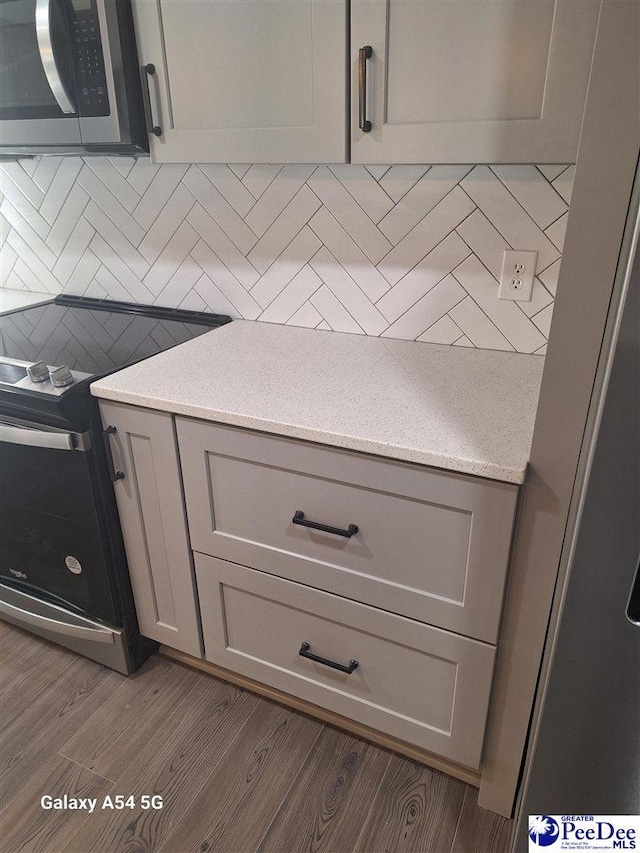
[
  {"x1": 102, "y1": 403, "x2": 519, "y2": 775},
  {"x1": 99, "y1": 401, "x2": 202, "y2": 657}
]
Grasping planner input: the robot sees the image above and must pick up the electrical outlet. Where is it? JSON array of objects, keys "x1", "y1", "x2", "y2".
[{"x1": 498, "y1": 250, "x2": 537, "y2": 301}]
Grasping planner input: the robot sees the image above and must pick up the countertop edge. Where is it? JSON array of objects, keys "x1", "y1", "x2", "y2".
[{"x1": 90, "y1": 383, "x2": 527, "y2": 485}]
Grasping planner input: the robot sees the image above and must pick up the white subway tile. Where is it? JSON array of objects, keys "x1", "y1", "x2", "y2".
[
  {"x1": 329, "y1": 165, "x2": 394, "y2": 224},
  {"x1": 452, "y1": 256, "x2": 547, "y2": 352},
  {"x1": 382, "y1": 275, "x2": 466, "y2": 342},
  {"x1": 491, "y1": 165, "x2": 567, "y2": 229},
  {"x1": 310, "y1": 246, "x2": 388, "y2": 335},
  {"x1": 449, "y1": 297, "x2": 514, "y2": 351},
  {"x1": 309, "y1": 207, "x2": 390, "y2": 301},
  {"x1": 310, "y1": 285, "x2": 364, "y2": 334},
  {"x1": 461, "y1": 166, "x2": 560, "y2": 271},
  {"x1": 377, "y1": 231, "x2": 471, "y2": 323},
  {"x1": 378, "y1": 187, "x2": 475, "y2": 287}
]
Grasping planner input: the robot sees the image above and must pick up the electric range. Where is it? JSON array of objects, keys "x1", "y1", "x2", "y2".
[{"x1": 0, "y1": 295, "x2": 231, "y2": 673}]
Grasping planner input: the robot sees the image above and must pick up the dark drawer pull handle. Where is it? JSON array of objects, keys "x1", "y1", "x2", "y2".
[
  {"x1": 140, "y1": 63, "x2": 162, "y2": 137},
  {"x1": 299, "y1": 641, "x2": 359, "y2": 674},
  {"x1": 292, "y1": 510, "x2": 358, "y2": 539},
  {"x1": 102, "y1": 426, "x2": 124, "y2": 481},
  {"x1": 358, "y1": 45, "x2": 373, "y2": 132}
]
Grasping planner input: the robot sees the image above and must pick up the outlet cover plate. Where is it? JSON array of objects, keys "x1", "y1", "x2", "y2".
[{"x1": 499, "y1": 250, "x2": 537, "y2": 301}]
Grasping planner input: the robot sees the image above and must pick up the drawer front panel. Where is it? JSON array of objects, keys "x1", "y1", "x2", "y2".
[
  {"x1": 178, "y1": 420, "x2": 518, "y2": 643},
  {"x1": 195, "y1": 553, "x2": 496, "y2": 769}
]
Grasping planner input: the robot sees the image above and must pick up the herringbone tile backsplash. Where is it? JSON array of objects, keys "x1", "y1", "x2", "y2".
[{"x1": 0, "y1": 158, "x2": 574, "y2": 354}]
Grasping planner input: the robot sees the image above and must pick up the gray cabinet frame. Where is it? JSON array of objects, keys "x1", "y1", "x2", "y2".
[{"x1": 99, "y1": 401, "x2": 202, "y2": 657}]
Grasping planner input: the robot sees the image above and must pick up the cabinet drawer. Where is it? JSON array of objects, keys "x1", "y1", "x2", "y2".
[
  {"x1": 195, "y1": 554, "x2": 495, "y2": 769},
  {"x1": 178, "y1": 420, "x2": 518, "y2": 643}
]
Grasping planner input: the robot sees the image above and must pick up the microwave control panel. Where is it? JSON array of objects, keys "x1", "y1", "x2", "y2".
[{"x1": 69, "y1": 0, "x2": 110, "y2": 117}]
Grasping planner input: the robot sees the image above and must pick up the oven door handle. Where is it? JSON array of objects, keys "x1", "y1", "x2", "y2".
[
  {"x1": 35, "y1": 0, "x2": 76, "y2": 115},
  {"x1": 0, "y1": 598, "x2": 115, "y2": 645},
  {"x1": 0, "y1": 423, "x2": 86, "y2": 451}
]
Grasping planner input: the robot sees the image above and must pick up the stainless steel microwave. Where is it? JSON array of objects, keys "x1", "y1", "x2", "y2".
[{"x1": 0, "y1": 0, "x2": 148, "y2": 155}]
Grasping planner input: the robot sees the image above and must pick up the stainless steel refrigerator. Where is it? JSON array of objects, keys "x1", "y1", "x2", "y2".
[{"x1": 513, "y1": 167, "x2": 640, "y2": 849}]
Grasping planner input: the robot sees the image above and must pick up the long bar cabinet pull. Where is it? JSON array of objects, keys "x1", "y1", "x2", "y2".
[
  {"x1": 102, "y1": 425, "x2": 125, "y2": 481},
  {"x1": 358, "y1": 45, "x2": 373, "y2": 132},
  {"x1": 292, "y1": 510, "x2": 358, "y2": 539},
  {"x1": 140, "y1": 63, "x2": 162, "y2": 137},
  {"x1": 299, "y1": 641, "x2": 359, "y2": 674}
]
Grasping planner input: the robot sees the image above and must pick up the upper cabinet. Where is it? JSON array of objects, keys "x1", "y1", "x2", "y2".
[
  {"x1": 131, "y1": 0, "x2": 347, "y2": 163},
  {"x1": 132, "y1": 0, "x2": 599, "y2": 164},
  {"x1": 351, "y1": 0, "x2": 600, "y2": 164}
]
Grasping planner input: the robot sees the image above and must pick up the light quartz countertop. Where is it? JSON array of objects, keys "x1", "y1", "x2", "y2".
[
  {"x1": 0, "y1": 288, "x2": 54, "y2": 315},
  {"x1": 90, "y1": 320, "x2": 545, "y2": 484}
]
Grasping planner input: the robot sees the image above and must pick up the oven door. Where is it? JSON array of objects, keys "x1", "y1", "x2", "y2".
[{"x1": 0, "y1": 415, "x2": 119, "y2": 625}]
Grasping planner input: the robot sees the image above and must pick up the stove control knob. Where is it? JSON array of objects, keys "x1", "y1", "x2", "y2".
[
  {"x1": 49, "y1": 365, "x2": 75, "y2": 387},
  {"x1": 27, "y1": 361, "x2": 50, "y2": 383}
]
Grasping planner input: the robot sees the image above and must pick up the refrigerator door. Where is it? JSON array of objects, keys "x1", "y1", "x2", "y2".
[{"x1": 514, "y1": 177, "x2": 640, "y2": 847}]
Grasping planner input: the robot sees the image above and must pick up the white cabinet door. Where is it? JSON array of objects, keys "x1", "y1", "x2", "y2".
[
  {"x1": 132, "y1": 0, "x2": 347, "y2": 163},
  {"x1": 100, "y1": 401, "x2": 202, "y2": 657},
  {"x1": 351, "y1": 0, "x2": 599, "y2": 164}
]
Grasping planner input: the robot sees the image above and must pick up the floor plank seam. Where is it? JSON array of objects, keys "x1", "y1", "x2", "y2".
[
  {"x1": 156, "y1": 689, "x2": 272, "y2": 853},
  {"x1": 252, "y1": 722, "x2": 328, "y2": 853},
  {"x1": 449, "y1": 785, "x2": 470, "y2": 852},
  {"x1": 350, "y1": 748, "x2": 395, "y2": 852},
  {"x1": 55, "y1": 752, "x2": 117, "y2": 785}
]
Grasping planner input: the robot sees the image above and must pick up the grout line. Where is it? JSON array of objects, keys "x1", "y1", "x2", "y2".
[
  {"x1": 543, "y1": 208, "x2": 568, "y2": 230},
  {"x1": 195, "y1": 164, "x2": 258, "y2": 226},
  {"x1": 552, "y1": 164, "x2": 573, "y2": 181},
  {"x1": 327, "y1": 165, "x2": 394, "y2": 225},
  {"x1": 81, "y1": 192, "x2": 148, "y2": 263},
  {"x1": 421, "y1": 309, "x2": 464, "y2": 341},
  {"x1": 42, "y1": 167, "x2": 83, "y2": 231},
  {"x1": 370, "y1": 170, "x2": 400, "y2": 207},
  {"x1": 84, "y1": 158, "x2": 142, "y2": 212},
  {"x1": 487, "y1": 165, "x2": 568, "y2": 233},
  {"x1": 536, "y1": 256, "x2": 560, "y2": 277},
  {"x1": 450, "y1": 257, "x2": 533, "y2": 351},
  {"x1": 0, "y1": 164, "x2": 45, "y2": 207},
  {"x1": 313, "y1": 244, "x2": 383, "y2": 324},
  {"x1": 488, "y1": 165, "x2": 568, "y2": 231},
  {"x1": 250, "y1": 184, "x2": 322, "y2": 277},
  {"x1": 240, "y1": 164, "x2": 285, "y2": 202},
  {"x1": 376, "y1": 254, "x2": 470, "y2": 332},
  {"x1": 379, "y1": 164, "x2": 432, "y2": 206},
  {"x1": 130, "y1": 164, "x2": 188, "y2": 228}
]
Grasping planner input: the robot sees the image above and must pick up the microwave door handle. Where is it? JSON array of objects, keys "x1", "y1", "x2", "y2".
[{"x1": 35, "y1": 0, "x2": 76, "y2": 114}]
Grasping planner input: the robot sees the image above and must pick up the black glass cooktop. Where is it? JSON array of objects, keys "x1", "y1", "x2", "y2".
[{"x1": 0, "y1": 296, "x2": 231, "y2": 377}]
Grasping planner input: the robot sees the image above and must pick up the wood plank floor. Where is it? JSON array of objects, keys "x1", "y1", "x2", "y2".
[{"x1": 0, "y1": 625, "x2": 511, "y2": 853}]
